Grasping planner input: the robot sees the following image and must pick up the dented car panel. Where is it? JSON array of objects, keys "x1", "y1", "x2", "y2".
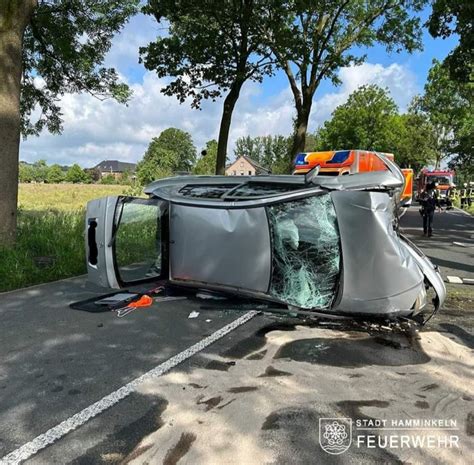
[
  {"x1": 85, "y1": 165, "x2": 445, "y2": 321},
  {"x1": 169, "y1": 205, "x2": 272, "y2": 293}
]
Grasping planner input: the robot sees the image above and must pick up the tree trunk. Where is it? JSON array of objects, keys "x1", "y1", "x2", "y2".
[
  {"x1": 215, "y1": 81, "x2": 244, "y2": 175},
  {"x1": 0, "y1": 0, "x2": 36, "y2": 245},
  {"x1": 289, "y1": 100, "x2": 312, "y2": 166}
]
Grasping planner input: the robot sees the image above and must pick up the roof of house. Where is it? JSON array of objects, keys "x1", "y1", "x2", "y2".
[
  {"x1": 94, "y1": 160, "x2": 137, "y2": 172},
  {"x1": 226, "y1": 155, "x2": 270, "y2": 174}
]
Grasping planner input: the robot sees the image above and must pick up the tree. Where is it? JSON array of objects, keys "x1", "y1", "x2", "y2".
[
  {"x1": 312, "y1": 85, "x2": 438, "y2": 169},
  {"x1": 427, "y1": 0, "x2": 473, "y2": 84},
  {"x1": 46, "y1": 164, "x2": 65, "y2": 183},
  {"x1": 136, "y1": 145, "x2": 176, "y2": 185},
  {"x1": 234, "y1": 136, "x2": 265, "y2": 162},
  {"x1": 263, "y1": 0, "x2": 425, "y2": 161},
  {"x1": 193, "y1": 141, "x2": 218, "y2": 175},
  {"x1": 391, "y1": 112, "x2": 437, "y2": 170},
  {"x1": 315, "y1": 85, "x2": 400, "y2": 151},
  {"x1": 31, "y1": 159, "x2": 49, "y2": 183},
  {"x1": 65, "y1": 164, "x2": 88, "y2": 184},
  {"x1": 84, "y1": 167, "x2": 101, "y2": 183},
  {"x1": 18, "y1": 162, "x2": 33, "y2": 183},
  {"x1": 100, "y1": 174, "x2": 117, "y2": 185},
  {"x1": 0, "y1": 0, "x2": 138, "y2": 245},
  {"x1": 234, "y1": 134, "x2": 291, "y2": 172},
  {"x1": 150, "y1": 128, "x2": 197, "y2": 172},
  {"x1": 141, "y1": 0, "x2": 274, "y2": 175},
  {"x1": 413, "y1": 60, "x2": 471, "y2": 168},
  {"x1": 136, "y1": 128, "x2": 198, "y2": 185}
]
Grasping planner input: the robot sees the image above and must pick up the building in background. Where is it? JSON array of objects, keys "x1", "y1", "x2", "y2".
[
  {"x1": 225, "y1": 155, "x2": 270, "y2": 176},
  {"x1": 93, "y1": 160, "x2": 137, "y2": 180}
]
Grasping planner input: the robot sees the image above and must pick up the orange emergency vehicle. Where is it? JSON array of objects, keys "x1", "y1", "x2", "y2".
[
  {"x1": 293, "y1": 150, "x2": 413, "y2": 205},
  {"x1": 415, "y1": 169, "x2": 455, "y2": 204}
]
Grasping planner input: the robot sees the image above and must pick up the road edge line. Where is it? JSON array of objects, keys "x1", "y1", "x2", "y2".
[{"x1": 0, "y1": 310, "x2": 258, "y2": 465}]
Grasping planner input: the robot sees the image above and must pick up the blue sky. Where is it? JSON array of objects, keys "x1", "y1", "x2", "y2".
[{"x1": 21, "y1": 7, "x2": 458, "y2": 168}]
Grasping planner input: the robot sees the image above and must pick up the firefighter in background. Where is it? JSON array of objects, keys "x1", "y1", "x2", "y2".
[
  {"x1": 446, "y1": 185, "x2": 457, "y2": 210},
  {"x1": 461, "y1": 183, "x2": 468, "y2": 208},
  {"x1": 419, "y1": 182, "x2": 440, "y2": 237},
  {"x1": 468, "y1": 183, "x2": 473, "y2": 208}
]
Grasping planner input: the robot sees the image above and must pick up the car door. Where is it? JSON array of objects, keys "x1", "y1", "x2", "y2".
[{"x1": 86, "y1": 196, "x2": 168, "y2": 288}]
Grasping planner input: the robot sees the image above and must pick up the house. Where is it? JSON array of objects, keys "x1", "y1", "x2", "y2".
[
  {"x1": 93, "y1": 160, "x2": 137, "y2": 180},
  {"x1": 225, "y1": 155, "x2": 270, "y2": 176}
]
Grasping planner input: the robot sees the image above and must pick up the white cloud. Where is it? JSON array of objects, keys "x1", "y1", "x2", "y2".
[{"x1": 21, "y1": 16, "x2": 419, "y2": 168}]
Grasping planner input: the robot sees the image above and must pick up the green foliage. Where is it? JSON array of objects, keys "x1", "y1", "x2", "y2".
[
  {"x1": 262, "y1": 0, "x2": 426, "y2": 157},
  {"x1": 136, "y1": 146, "x2": 175, "y2": 185},
  {"x1": 141, "y1": 0, "x2": 274, "y2": 173},
  {"x1": 47, "y1": 164, "x2": 65, "y2": 183},
  {"x1": 427, "y1": 0, "x2": 473, "y2": 84},
  {"x1": 141, "y1": 0, "x2": 273, "y2": 109},
  {"x1": 65, "y1": 164, "x2": 88, "y2": 183},
  {"x1": 391, "y1": 113, "x2": 437, "y2": 170},
  {"x1": 413, "y1": 60, "x2": 472, "y2": 168},
  {"x1": 310, "y1": 85, "x2": 439, "y2": 170},
  {"x1": 0, "y1": 210, "x2": 86, "y2": 292},
  {"x1": 193, "y1": 140, "x2": 218, "y2": 175},
  {"x1": 100, "y1": 174, "x2": 117, "y2": 185},
  {"x1": 31, "y1": 160, "x2": 50, "y2": 183},
  {"x1": 315, "y1": 85, "x2": 400, "y2": 152},
  {"x1": 152, "y1": 128, "x2": 196, "y2": 172},
  {"x1": 84, "y1": 168, "x2": 101, "y2": 183},
  {"x1": 20, "y1": 0, "x2": 140, "y2": 136},
  {"x1": 136, "y1": 128, "x2": 197, "y2": 184},
  {"x1": 19, "y1": 163, "x2": 34, "y2": 183},
  {"x1": 234, "y1": 135, "x2": 291, "y2": 173}
]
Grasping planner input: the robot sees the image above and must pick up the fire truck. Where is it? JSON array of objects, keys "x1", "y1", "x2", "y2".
[
  {"x1": 415, "y1": 169, "x2": 455, "y2": 203},
  {"x1": 293, "y1": 150, "x2": 413, "y2": 206}
]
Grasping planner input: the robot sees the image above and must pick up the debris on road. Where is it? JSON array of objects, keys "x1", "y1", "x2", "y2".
[{"x1": 188, "y1": 311, "x2": 200, "y2": 319}]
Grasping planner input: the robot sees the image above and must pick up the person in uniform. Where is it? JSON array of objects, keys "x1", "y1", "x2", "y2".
[
  {"x1": 461, "y1": 183, "x2": 468, "y2": 208},
  {"x1": 419, "y1": 182, "x2": 440, "y2": 237}
]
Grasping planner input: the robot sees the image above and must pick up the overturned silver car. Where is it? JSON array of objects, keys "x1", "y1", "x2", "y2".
[{"x1": 85, "y1": 155, "x2": 445, "y2": 322}]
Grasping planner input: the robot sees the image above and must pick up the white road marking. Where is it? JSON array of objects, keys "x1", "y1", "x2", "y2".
[
  {"x1": 452, "y1": 241, "x2": 474, "y2": 248},
  {"x1": 452, "y1": 207, "x2": 472, "y2": 217},
  {"x1": 446, "y1": 276, "x2": 463, "y2": 284},
  {"x1": 0, "y1": 310, "x2": 258, "y2": 465}
]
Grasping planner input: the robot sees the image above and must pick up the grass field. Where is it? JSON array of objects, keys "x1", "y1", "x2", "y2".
[
  {"x1": 18, "y1": 183, "x2": 127, "y2": 210},
  {"x1": 0, "y1": 183, "x2": 136, "y2": 292}
]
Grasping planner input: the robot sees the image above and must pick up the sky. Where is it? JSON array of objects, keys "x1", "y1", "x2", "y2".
[{"x1": 20, "y1": 7, "x2": 458, "y2": 168}]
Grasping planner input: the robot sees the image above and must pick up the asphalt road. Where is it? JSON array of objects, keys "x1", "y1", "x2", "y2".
[
  {"x1": 0, "y1": 206, "x2": 473, "y2": 465},
  {"x1": 400, "y1": 206, "x2": 474, "y2": 280}
]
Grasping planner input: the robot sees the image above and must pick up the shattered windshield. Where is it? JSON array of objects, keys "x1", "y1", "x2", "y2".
[{"x1": 268, "y1": 194, "x2": 341, "y2": 309}]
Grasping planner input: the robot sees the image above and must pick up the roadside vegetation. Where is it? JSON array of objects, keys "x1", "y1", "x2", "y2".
[{"x1": 0, "y1": 184, "x2": 130, "y2": 292}]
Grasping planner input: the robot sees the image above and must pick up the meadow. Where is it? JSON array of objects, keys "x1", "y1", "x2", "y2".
[{"x1": 0, "y1": 183, "x2": 132, "y2": 292}]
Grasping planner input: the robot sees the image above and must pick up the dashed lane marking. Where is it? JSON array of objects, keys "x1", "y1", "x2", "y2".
[{"x1": 0, "y1": 310, "x2": 259, "y2": 465}]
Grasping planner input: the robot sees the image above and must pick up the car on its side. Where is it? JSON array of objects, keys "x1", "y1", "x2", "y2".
[{"x1": 85, "y1": 154, "x2": 445, "y2": 322}]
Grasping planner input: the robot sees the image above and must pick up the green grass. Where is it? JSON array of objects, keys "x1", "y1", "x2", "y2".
[{"x1": 0, "y1": 183, "x2": 135, "y2": 292}]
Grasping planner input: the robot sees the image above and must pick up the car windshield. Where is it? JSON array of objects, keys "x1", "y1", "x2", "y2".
[
  {"x1": 428, "y1": 176, "x2": 451, "y2": 185},
  {"x1": 267, "y1": 194, "x2": 341, "y2": 309}
]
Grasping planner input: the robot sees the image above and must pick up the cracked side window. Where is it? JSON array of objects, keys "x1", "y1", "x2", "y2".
[{"x1": 267, "y1": 194, "x2": 341, "y2": 309}]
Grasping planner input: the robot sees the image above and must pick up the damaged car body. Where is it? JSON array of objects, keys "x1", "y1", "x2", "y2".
[{"x1": 85, "y1": 154, "x2": 445, "y2": 323}]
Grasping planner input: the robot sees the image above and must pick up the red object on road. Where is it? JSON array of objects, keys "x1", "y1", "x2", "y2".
[{"x1": 127, "y1": 294, "x2": 153, "y2": 308}]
